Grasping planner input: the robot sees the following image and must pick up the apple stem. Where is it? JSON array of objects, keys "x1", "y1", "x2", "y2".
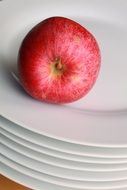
[{"x1": 55, "y1": 57, "x2": 63, "y2": 70}]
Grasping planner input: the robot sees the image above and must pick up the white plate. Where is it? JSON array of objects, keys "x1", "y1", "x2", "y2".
[
  {"x1": 0, "y1": 0, "x2": 127, "y2": 147},
  {"x1": 1, "y1": 116, "x2": 127, "y2": 157},
  {"x1": 1, "y1": 162, "x2": 127, "y2": 190},
  {"x1": 1, "y1": 154, "x2": 127, "y2": 190},
  {"x1": 2, "y1": 137, "x2": 127, "y2": 182},
  {"x1": 1, "y1": 156, "x2": 127, "y2": 190},
  {"x1": 2, "y1": 131, "x2": 127, "y2": 172},
  {"x1": 2, "y1": 129, "x2": 127, "y2": 165}
]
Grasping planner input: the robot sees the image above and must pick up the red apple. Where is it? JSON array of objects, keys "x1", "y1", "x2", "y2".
[{"x1": 18, "y1": 16, "x2": 101, "y2": 104}]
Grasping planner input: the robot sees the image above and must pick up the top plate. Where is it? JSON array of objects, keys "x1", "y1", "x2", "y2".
[{"x1": 0, "y1": 0, "x2": 127, "y2": 147}]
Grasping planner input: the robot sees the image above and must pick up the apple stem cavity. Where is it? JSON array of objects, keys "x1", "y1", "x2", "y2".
[
  {"x1": 55, "y1": 57, "x2": 63, "y2": 70},
  {"x1": 50, "y1": 57, "x2": 65, "y2": 78}
]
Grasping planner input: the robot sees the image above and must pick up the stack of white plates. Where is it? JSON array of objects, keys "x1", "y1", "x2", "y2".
[{"x1": 0, "y1": 0, "x2": 127, "y2": 189}]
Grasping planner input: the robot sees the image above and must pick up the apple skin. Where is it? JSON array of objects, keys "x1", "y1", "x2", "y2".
[{"x1": 18, "y1": 16, "x2": 101, "y2": 104}]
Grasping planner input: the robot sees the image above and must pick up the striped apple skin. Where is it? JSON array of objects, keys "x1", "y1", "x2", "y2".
[{"x1": 18, "y1": 17, "x2": 101, "y2": 104}]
